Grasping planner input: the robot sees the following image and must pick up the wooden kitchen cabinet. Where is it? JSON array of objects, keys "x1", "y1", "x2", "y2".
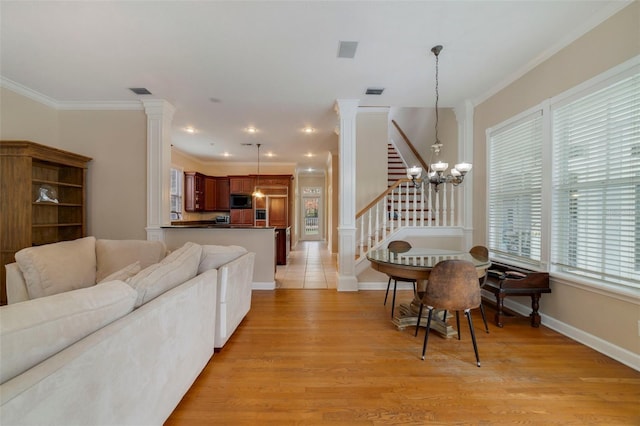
[
  {"x1": 268, "y1": 196, "x2": 287, "y2": 227},
  {"x1": 184, "y1": 172, "x2": 205, "y2": 212},
  {"x1": 230, "y1": 209, "x2": 253, "y2": 225},
  {"x1": 229, "y1": 177, "x2": 254, "y2": 194},
  {"x1": 204, "y1": 176, "x2": 217, "y2": 211},
  {"x1": 216, "y1": 178, "x2": 230, "y2": 210}
]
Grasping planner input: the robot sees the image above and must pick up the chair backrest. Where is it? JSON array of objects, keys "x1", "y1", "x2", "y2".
[
  {"x1": 469, "y1": 245, "x2": 488, "y2": 261},
  {"x1": 388, "y1": 240, "x2": 411, "y2": 253},
  {"x1": 469, "y1": 245, "x2": 489, "y2": 284},
  {"x1": 423, "y1": 260, "x2": 481, "y2": 311}
]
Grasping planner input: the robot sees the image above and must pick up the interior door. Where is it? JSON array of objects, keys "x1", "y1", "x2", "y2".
[{"x1": 301, "y1": 187, "x2": 322, "y2": 240}]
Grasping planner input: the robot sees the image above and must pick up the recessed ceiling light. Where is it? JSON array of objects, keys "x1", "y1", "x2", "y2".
[
  {"x1": 266, "y1": 152, "x2": 275, "y2": 157},
  {"x1": 184, "y1": 127, "x2": 196, "y2": 134},
  {"x1": 245, "y1": 126, "x2": 257, "y2": 134},
  {"x1": 222, "y1": 152, "x2": 230, "y2": 157},
  {"x1": 303, "y1": 127, "x2": 315, "y2": 134},
  {"x1": 305, "y1": 152, "x2": 314, "y2": 158}
]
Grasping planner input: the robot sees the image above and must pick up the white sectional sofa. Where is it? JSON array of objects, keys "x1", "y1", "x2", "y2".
[{"x1": 0, "y1": 237, "x2": 255, "y2": 425}]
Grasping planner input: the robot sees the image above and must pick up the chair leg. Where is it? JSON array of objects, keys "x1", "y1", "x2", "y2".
[
  {"x1": 479, "y1": 302, "x2": 489, "y2": 333},
  {"x1": 455, "y1": 311, "x2": 461, "y2": 340},
  {"x1": 465, "y1": 309, "x2": 481, "y2": 367},
  {"x1": 415, "y1": 303, "x2": 424, "y2": 337},
  {"x1": 390, "y1": 280, "x2": 398, "y2": 318},
  {"x1": 421, "y1": 309, "x2": 434, "y2": 360},
  {"x1": 384, "y1": 277, "x2": 392, "y2": 305}
]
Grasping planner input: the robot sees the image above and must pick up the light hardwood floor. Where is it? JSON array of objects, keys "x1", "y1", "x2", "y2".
[{"x1": 166, "y1": 241, "x2": 640, "y2": 425}]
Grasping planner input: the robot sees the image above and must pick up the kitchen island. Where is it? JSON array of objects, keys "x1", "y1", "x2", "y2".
[{"x1": 162, "y1": 225, "x2": 276, "y2": 289}]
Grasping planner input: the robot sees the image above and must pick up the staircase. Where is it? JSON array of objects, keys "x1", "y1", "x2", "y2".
[
  {"x1": 387, "y1": 144, "x2": 406, "y2": 186},
  {"x1": 387, "y1": 144, "x2": 428, "y2": 224}
]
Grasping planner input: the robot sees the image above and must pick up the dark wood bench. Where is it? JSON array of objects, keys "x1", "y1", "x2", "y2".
[{"x1": 484, "y1": 261, "x2": 550, "y2": 328}]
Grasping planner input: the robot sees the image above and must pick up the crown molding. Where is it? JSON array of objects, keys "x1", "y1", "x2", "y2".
[
  {"x1": 1, "y1": 76, "x2": 143, "y2": 111},
  {"x1": 1, "y1": 76, "x2": 59, "y2": 109},
  {"x1": 471, "y1": 1, "x2": 634, "y2": 106}
]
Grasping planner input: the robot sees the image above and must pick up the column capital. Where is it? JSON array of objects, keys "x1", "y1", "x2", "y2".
[
  {"x1": 334, "y1": 99, "x2": 360, "y2": 118},
  {"x1": 141, "y1": 99, "x2": 176, "y2": 120}
]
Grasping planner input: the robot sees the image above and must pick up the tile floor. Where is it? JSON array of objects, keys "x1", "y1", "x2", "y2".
[{"x1": 275, "y1": 240, "x2": 337, "y2": 289}]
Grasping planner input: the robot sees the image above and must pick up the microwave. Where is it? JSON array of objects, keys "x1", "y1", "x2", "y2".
[{"x1": 230, "y1": 194, "x2": 252, "y2": 209}]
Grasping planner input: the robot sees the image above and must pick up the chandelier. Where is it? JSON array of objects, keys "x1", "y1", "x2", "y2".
[{"x1": 407, "y1": 45, "x2": 472, "y2": 192}]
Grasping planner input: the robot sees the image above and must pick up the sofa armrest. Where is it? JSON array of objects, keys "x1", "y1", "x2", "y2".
[
  {"x1": 215, "y1": 252, "x2": 255, "y2": 348},
  {"x1": 5, "y1": 263, "x2": 29, "y2": 304}
]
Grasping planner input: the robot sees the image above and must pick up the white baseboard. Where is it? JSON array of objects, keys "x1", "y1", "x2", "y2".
[
  {"x1": 252, "y1": 281, "x2": 276, "y2": 290},
  {"x1": 491, "y1": 294, "x2": 640, "y2": 372}
]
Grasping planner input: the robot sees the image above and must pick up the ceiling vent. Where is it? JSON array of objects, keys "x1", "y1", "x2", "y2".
[
  {"x1": 129, "y1": 87, "x2": 152, "y2": 95},
  {"x1": 365, "y1": 88, "x2": 385, "y2": 95},
  {"x1": 337, "y1": 41, "x2": 358, "y2": 58}
]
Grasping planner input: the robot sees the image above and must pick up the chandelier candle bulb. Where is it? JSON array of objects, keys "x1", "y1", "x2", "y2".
[{"x1": 450, "y1": 168, "x2": 461, "y2": 177}]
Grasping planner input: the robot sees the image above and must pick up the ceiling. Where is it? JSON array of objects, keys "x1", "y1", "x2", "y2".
[{"x1": 0, "y1": 1, "x2": 629, "y2": 174}]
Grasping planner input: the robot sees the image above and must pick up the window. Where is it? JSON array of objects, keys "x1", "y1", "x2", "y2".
[
  {"x1": 170, "y1": 167, "x2": 183, "y2": 220},
  {"x1": 551, "y1": 69, "x2": 639, "y2": 291},
  {"x1": 487, "y1": 60, "x2": 639, "y2": 293},
  {"x1": 487, "y1": 110, "x2": 543, "y2": 267}
]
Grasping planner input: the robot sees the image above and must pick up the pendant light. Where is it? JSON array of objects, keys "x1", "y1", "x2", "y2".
[{"x1": 252, "y1": 143, "x2": 265, "y2": 198}]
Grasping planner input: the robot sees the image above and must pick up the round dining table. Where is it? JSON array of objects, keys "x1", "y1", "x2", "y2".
[{"x1": 367, "y1": 248, "x2": 490, "y2": 337}]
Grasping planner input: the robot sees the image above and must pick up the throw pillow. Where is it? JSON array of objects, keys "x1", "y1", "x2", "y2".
[
  {"x1": 15, "y1": 236, "x2": 97, "y2": 300},
  {"x1": 0, "y1": 280, "x2": 137, "y2": 384},
  {"x1": 198, "y1": 245, "x2": 248, "y2": 274},
  {"x1": 95, "y1": 239, "x2": 167, "y2": 283},
  {"x1": 98, "y1": 261, "x2": 141, "y2": 283},
  {"x1": 127, "y1": 242, "x2": 202, "y2": 308}
]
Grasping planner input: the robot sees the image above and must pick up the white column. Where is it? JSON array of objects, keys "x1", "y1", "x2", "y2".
[
  {"x1": 335, "y1": 99, "x2": 360, "y2": 291},
  {"x1": 454, "y1": 100, "x2": 474, "y2": 248},
  {"x1": 142, "y1": 99, "x2": 175, "y2": 241}
]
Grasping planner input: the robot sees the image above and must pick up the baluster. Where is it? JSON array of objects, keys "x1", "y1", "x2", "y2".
[
  {"x1": 382, "y1": 197, "x2": 388, "y2": 239},
  {"x1": 404, "y1": 182, "x2": 410, "y2": 227},
  {"x1": 434, "y1": 187, "x2": 440, "y2": 227},
  {"x1": 367, "y1": 211, "x2": 372, "y2": 252},
  {"x1": 412, "y1": 184, "x2": 417, "y2": 227},
  {"x1": 359, "y1": 216, "x2": 364, "y2": 256},
  {"x1": 389, "y1": 189, "x2": 395, "y2": 233},
  {"x1": 420, "y1": 185, "x2": 425, "y2": 226},
  {"x1": 450, "y1": 183, "x2": 456, "y2": 226},
  {"x1": 442, "y1": 183, "x2": 448, "y2": 227},
  {"x1": 374, "y1": 201, "x2": 380, "y2": 245}
]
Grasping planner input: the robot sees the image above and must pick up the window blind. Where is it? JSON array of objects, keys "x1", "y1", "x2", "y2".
[
  {"x1": 551, "y1": 71, "x2": 640, "y2": 290},
  {"x1": 170, "y1": 168, "x2": 183, "y2": 220},
  {"x1": 488, "y1": 110, "x2": 543, "y2": 266}
]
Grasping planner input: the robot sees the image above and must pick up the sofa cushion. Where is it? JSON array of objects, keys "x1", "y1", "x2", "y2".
[
  {"x1": 15, "y1": 236, "x2": 97, "y2": 300},
  {"x1": 198, "y1": 245, "x2": 248, "y2": 274},
  {"x1": 95, "y1": 239, "x2": 167, "y2": 283},
  {"x1": 0, "y1": 280, "x2": 137, "y2": 384},
  {"x1": 127, "y1": 242, "x2": 202, "y2": 308},
  {"x1": 98, "y1": 261, "x2": 141, "y2": 283}
]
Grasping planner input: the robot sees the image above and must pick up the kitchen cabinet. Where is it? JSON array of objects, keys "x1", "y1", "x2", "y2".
[
  {"x1": 184, "y1": 172, "x2": 205, "y2": 212},
  {"x1": 268, "y1": 196, "x2": 287, "y2": 228},
  {"x1": 216, "y1": 178, "x2": 230, "y2": 210},
  {"x1": 229, "y1": 177, "x2": 254, "y2": 194},
  {"x1": 230, "y1": 208, "x2": 253, "y2": 225},
  {"x1": 204, "y1": 176, "x2": 217, "y2": 211},
  {"x1": 276, "y1": 227, "x2": 291, "y2": 265},
  {"x1": 0, "y1": 141, "x2": 91, "y2": 305}
]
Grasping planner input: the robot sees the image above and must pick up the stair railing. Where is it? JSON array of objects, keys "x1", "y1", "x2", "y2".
[
  {"x1": 391, "y1": 120, "x2": 429, "y2": 172},
  {"x1": 355, "y1": 178, "x2": 460, "y2": 258}
]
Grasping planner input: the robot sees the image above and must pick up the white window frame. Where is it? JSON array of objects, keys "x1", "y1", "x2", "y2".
[
  {"x1": 486, "y1": 56, "x2": 640, "y2": 300},
  {"x1": 170, "y1": 166, "x2": 183, "y2": 221}
]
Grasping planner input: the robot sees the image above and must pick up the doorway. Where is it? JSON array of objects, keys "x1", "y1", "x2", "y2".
[{"x1": 301, "y1": 187, "x2": 322, "y2": 241}]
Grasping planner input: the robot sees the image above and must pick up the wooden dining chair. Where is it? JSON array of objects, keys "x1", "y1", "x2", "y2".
[
  {"x1": 384, "y1": 240, "x2": 417, "y2": 318},
  {"x1": 469, "y1": 245, "x2": 490, "y2": 333},
  {"x1": 414, "y1": 259, "x2": 482, "y2": 367}
]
